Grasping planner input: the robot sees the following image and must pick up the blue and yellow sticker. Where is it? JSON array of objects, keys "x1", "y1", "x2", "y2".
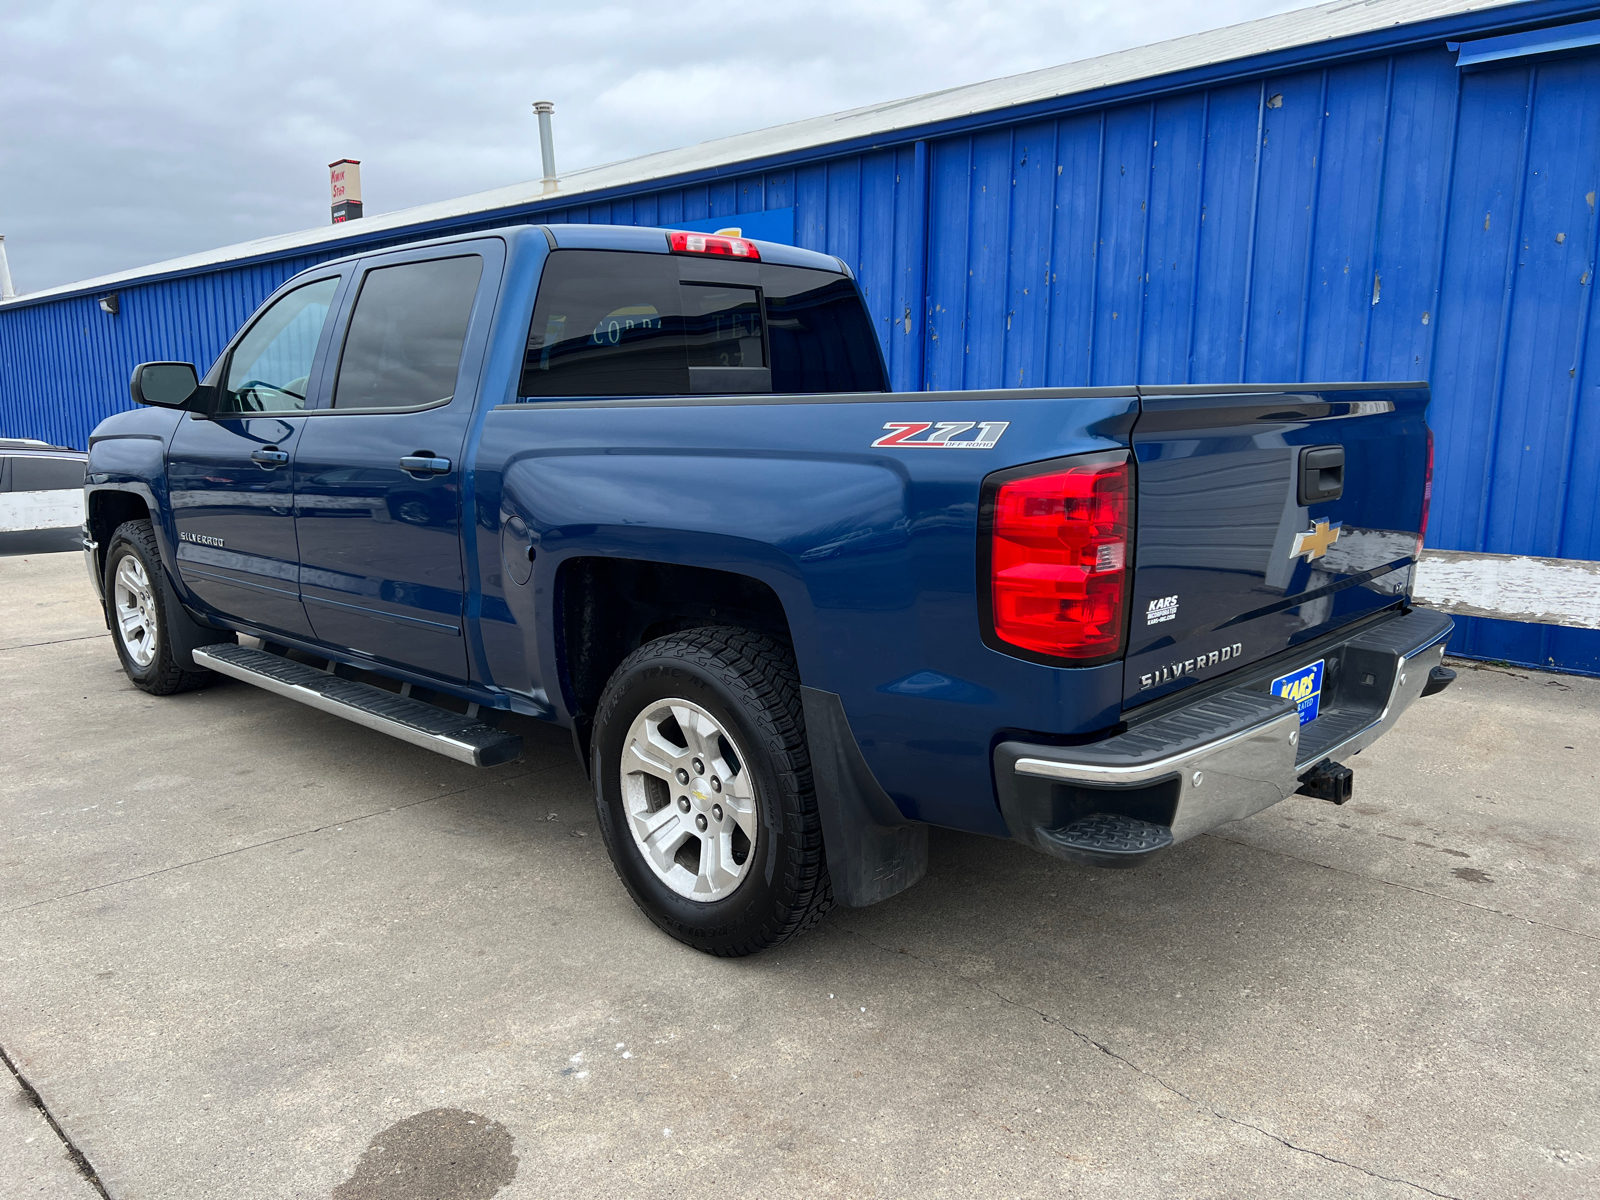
[{"x1": 1271, "y1": 659, "x2": 1326, "y2": 725}]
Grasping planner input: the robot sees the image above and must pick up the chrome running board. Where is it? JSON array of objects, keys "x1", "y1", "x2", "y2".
[{"x1": 192, "y1": 643, "x2": 522, "y2": 767}]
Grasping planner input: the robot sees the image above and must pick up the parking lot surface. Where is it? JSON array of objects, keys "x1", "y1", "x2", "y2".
[{"x1": 2, "y1": 549, "x2": 1597, "y2": 1199}]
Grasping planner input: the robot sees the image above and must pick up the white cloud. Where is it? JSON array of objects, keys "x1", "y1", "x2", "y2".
[{"x1": 0, "y1": 0, "x2": 1305, "y2": 291}]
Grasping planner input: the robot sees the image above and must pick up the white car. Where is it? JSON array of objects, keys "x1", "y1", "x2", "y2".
[{"x1": 1, "y1": 438, "x2": 86, "y2": 554}]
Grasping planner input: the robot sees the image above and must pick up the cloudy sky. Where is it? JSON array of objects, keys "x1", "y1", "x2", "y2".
[{"x1": 2, "y1": 0, "x2": 1307, "y2": 294}]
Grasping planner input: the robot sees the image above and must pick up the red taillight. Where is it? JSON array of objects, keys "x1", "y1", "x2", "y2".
[
  {"x1": 1416, "y1": 427, "x2": 1434, "y2": 559},
  {"x1": 667, "y1": 231, "x2": 761, "y2": 260},
  {"x1": 987, "y1": 457, "x2": 1131, "y2": 661}
]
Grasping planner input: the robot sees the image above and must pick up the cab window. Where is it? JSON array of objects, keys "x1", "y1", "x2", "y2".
[
  {"x1": 220, "y1": 278, "x2": 340, "y2": 413},
  {"x1": 522, "y1": 251, "x2": 686, "y2": 396},
  {"x1": 519, "y1": 249, "x2": 886, "y2": 397},
  {"x1": 332, "y1": 255, "x2": 485, "y2": 410},
  {"x1": 761, "y1": 267, "x2": 888, "y2": 393}
]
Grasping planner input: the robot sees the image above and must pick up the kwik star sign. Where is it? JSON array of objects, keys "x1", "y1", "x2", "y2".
[{"x1": 329, "y1": 159, "x2": 363, "y2": 223}]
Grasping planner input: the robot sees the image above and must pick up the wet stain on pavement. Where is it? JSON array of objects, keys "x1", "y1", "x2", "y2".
[
  {"x1": 1453, "y1": 866, "x2": 1494, "y2": 884},
  {"x1": 332, "y1": 1108, "x2": 518, "y2": 1200}
]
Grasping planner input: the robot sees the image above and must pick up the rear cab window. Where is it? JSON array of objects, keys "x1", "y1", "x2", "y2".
[
  {"x1": 334, "y1": 255, "x2": 484, "y2": 410},
  {"x1": 519, "y1": 249, "x2": 886, "y2": 398}
]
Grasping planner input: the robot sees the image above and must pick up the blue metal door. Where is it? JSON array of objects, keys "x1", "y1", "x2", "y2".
[
  {"x1": 166, "y1": 275, "x2": 343, "y2": 638},
  {"x1": 292, "y1": 240, "x2": 501, "y2": 683},
  {"x1": 168, "y1": 414, "x2": 311, "y2": 636}
]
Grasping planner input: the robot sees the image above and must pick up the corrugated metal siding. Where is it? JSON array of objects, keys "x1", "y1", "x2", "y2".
[
  {"x1": 0, "y1": 255, "x2": 337, "y2": 450},
  {"x1": 907, "y1": 54, "x2": 1465, "y2": 390},
  {"x1": 2, "y1": 38, "x2": 1597, "y2": 673}
]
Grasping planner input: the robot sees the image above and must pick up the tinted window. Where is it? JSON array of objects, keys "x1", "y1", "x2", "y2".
[
  {"x1": 762, "y1": 266, "x2": 887, "y2": 393},
  {"x1": 334, "y1": 256, "x2": 484, "y2": 410},
  {"x1": 522, "y1": 251, "x2": 687, "y2": 396},
  {"x1": 10, "y1": 455, "x2": 85, "y2": 491},
  {"x1": 519, "y1": 250, "x2": 886, "y2": 397},
  {"x1": 221, "y1": 278, "x2": 340, "y2": 413},
  {"x1": 682, "y1": 284, "x2": 763, "y2": 368}
]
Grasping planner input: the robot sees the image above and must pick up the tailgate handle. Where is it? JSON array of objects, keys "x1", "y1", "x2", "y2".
[{"x1": 1298, "y1": 445, "x2": 1344, "y2": 506}]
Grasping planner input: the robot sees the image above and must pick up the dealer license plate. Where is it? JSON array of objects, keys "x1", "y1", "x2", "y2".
[{"x1": 1270, "y1": 659, "x2": 1326, "y2": 726}]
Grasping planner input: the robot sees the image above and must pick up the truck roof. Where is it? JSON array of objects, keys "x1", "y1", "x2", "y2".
[
  {"x1": 296, "y1": 223, "x2": 849, "y2": 279},
  {"x1": 544, "y1": 224, "x2": 847, "y2": 274}
]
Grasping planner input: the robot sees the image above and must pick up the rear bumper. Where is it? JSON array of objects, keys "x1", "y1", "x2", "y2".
[{"x1": 993, "y1": 607, "x2": 1453, "y2": 868}]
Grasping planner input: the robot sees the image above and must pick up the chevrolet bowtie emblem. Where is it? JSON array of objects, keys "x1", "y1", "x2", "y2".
[{"x1": 1291, "y1": 519, "x2": 1342, "y2": 562}]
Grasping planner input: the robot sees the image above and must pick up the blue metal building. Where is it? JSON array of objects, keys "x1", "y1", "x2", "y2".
[{"x1": 2, "y1": 0, "x2": 1598, "y2": 673}]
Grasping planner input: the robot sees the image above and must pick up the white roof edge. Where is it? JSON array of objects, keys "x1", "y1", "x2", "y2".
[{"x1": 3, "y1": 0, "x2": 1532, "y2": 307}]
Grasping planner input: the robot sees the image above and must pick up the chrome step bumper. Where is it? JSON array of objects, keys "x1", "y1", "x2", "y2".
[
  {"x1": 192, "y1": 644, "x2": 522, "y2": 767},
  {"x1": 994, "y1": 607, "x2": 1454, "y2": 868}
]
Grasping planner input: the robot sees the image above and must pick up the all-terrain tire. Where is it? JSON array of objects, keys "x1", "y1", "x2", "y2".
[
  {"x1": 591, "y1": 626, "x2": 833, "y2": 956},
  {"x1": 103, "y1": 519, "x2": 214, "y2": 695}
]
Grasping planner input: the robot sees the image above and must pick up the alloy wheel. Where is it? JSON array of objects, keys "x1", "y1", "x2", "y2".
[
  {"x1": 113, "y1": 554, "x2": 159, "y2": 668},
  {"x1": 619, "y1": 698, "x2": 758, "y2": 901}
]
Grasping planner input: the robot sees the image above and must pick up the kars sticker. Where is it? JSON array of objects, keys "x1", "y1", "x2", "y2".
[{"x1": 1146, "y1": 595, "x2": 1178, "y2": 626}]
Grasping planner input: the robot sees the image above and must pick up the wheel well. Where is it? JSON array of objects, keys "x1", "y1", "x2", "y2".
[
  {"x1": 559, "y1": 557, "x2": 794, "y2": 753},
  {"x1": 87, "y1": 490, "x2": 152, "y2": 579}
]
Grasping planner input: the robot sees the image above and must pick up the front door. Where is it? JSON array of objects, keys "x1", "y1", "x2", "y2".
[
  {"x1": 292, "y1": 247, "x2": 492, "y2": 683},
  {"x1": 167, "y1": 276, "x2": 341, "y2": 637}
]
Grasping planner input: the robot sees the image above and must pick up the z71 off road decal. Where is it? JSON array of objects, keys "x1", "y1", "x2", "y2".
[{"x1": 871, "y1": 420, "x2": 1010, "y2": 449}]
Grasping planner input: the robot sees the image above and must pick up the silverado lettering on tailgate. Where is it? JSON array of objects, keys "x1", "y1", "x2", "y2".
[{"x1": 1139, "y1": 642, "x2": 1244, "y2": 691}]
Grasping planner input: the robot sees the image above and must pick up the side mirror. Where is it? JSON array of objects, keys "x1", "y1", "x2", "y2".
[{"x1": 130, "y1": 362, "x2": 200, "y2": 409}]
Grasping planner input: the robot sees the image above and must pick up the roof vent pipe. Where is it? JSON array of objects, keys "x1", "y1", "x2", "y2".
[
  {"x1": 0, "y1": 235, "x2": 16, "y2": 301},
  {"x1": 534, "y1": 101, "x2": 558, "y2": 194}
]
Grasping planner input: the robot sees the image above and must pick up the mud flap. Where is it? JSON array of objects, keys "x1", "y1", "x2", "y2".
[
  {"x1": 153, "y1": 555, "x2": 236, "y2": 669},
  {"x1": 800, "y1": 686, "x2": 928, "y2": 908}
]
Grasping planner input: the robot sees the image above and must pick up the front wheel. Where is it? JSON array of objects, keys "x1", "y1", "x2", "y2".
[
  {"x1": 591, "y1": 627, "x2": 833, "y2": 956},
  {"x1": 103, "y1": 520, "x2": 213, "y2": 695}
]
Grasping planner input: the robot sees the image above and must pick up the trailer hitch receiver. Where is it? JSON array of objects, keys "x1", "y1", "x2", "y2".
[{"x1": 1297, "y1": 758, "x2": 1354, "y2": 805}]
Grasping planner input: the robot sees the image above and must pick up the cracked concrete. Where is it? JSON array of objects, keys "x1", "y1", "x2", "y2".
[
  {"x1": 1, "y1": 549, "x2": 1597, "y2": 1199},
  {"x1": 2, "y1": 1048, "x2": 106, "y2": 1199}
]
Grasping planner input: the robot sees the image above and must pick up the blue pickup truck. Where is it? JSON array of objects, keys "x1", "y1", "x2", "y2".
[{"x1": 82, "y1": 223, "x2": 1454, "y2": 955}]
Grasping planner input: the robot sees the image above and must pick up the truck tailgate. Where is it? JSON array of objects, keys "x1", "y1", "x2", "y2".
[{"x1": 1123, "y1": 384, "x2": 1430, "y2": 708}]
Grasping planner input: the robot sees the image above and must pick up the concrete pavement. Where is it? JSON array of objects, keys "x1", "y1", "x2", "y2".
[
  {"x1": 2, "y1": 1063, "x2": 103, "y2": 1198},
  {"x1": 2, "y1": 549, "x2": 1596, "y2": 1199}
]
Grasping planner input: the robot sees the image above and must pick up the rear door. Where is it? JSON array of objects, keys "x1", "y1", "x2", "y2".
[
  {"x1": 1123, "y1": 384, "x2": 1429, "y2": 708},
  {"x1": 166, "y1": 275, "x2": 344, "y2": 637},
  {"x1": 291, "y1": 240, "x2": 500, "y2": 683}
]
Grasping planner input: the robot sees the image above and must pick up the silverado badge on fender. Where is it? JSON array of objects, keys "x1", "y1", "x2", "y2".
[
  {"x1": 1291, "y1": 519, "x2": 1341, "y2": 562},
  {"x1": 872, "y1": 420, "x2": 1009, "y2": 449}
]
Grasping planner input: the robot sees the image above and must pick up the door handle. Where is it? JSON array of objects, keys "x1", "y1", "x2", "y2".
[
  {"x1": 251, "y1": 448, "x2": 290, "y2": 467},
  {"x1": 399, "y1": 455, "x2": 452, "y2": 475}
]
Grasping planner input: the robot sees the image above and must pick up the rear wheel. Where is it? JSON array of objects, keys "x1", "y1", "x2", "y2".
[
  {"x1": 591, "y1": 627, "x2": 833, "y2": 956},
  {"x1": 103, "y1": 520, "x2": 213, "y2": 695}
]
